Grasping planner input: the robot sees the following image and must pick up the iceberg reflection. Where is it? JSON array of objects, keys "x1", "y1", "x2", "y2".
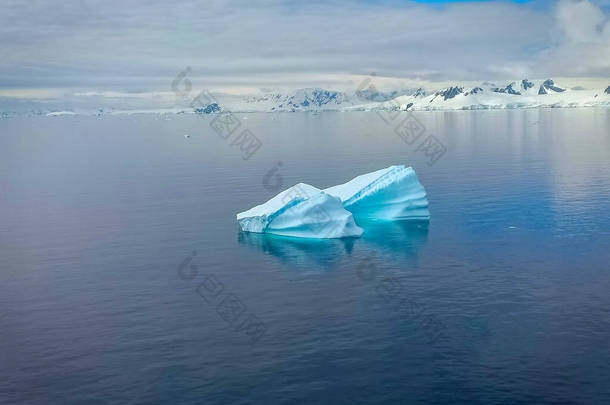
[
  {"x1": 238, "y1": 231, "x2": 356, "y2": 270},
  {"x1": 238, "y1": 220, "x2": 428, "y2": 271}
]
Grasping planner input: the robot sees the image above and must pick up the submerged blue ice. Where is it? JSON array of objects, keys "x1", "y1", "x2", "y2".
[{"x1": 237, "y1": 165, "x2": 429, "y2": 239}]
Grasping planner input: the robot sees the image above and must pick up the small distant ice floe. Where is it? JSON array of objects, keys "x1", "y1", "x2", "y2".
[
  {"x1": 46, "y1": 111, "x2": 76, "y2": 117},
  {"x1": 236, "y1": 165, "x2": 429, "y2": 239}
]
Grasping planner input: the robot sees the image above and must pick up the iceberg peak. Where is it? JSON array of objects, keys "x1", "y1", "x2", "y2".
[
  {"x1": 237, "y1": 183, "x2": 363, "y2": 239},
  {"x1": 324, "y1": 165, "x2": 430, "y2": 221}
]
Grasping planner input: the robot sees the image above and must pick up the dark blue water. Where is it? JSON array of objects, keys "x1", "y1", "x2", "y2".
[{"x1": 1, "y1": 109, "x2": 610, "y2": 404}]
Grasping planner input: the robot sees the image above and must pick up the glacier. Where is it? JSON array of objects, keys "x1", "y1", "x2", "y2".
[
  {"x1": 236, "y1": 183, "x2": 363, "y2": 239},
  {"x1": 324, "y1": 165, "x2": 430, "y2": 221},
  {"x1": 237, "y1": 165, "x2": 429, "y2": 239}
]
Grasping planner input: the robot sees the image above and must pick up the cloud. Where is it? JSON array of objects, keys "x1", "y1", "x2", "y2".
[
  {"x1": 557, "y1": 0, "x2": 607, "y2": 42},
  {"x1": 530, "y1": 0, "x2": 610, "y2": 76},
  {"x1": 0, "y1": 0, "x2": 607, "y2": 91}
]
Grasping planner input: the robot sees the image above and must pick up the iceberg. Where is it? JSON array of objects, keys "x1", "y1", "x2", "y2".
[
  {"x1": 236, "y1": 183, "x2": 363, "y2": 239},
  {"x1": 324, "y1": 165, "x2": 429, "y2": 221},
  {"x1": 237, "y1": 166, "x2": 429, "y2": 239}
]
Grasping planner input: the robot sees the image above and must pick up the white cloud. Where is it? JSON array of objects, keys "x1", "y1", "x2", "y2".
[
  {"x1": 557, "y1": 0, "x2": 606, "y2": 42},
  {"x1": 534, "y1": 0, "x2": 610, "y2": 77},
  {"x1": 0, "y1": 0, "x2": 608, "y2": 91}
]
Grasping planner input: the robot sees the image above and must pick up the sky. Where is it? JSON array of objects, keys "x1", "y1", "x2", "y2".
[{"x1": 0, "y1": 0, "x2": 609, "y2": 94}]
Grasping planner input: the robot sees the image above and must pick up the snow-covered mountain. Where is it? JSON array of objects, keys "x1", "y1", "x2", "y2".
[
  {"x1": 216, "y1": 79, "x2": 609, "y2": 113},
  {"x1": 243, "y1": 88, "x2": 350, "y2": 112},
  {"x1": 4, "y1": 79, "x2": 608, "y2": 117},
  {"x1": 224, "y1": 87, "x2": 427, "y2": 112},
  {"x1": 343, "y1": 79, "x2": 610, "y2": 112}
]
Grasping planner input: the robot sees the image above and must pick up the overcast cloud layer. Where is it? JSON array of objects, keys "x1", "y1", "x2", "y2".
[{"x1": 0, "y1": 0, "x2": 609, "y2": 92}]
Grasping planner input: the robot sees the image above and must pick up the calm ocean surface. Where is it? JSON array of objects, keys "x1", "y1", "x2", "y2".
[{"x1": 1, "y1": 109, "x2": 610, "y2": 404}]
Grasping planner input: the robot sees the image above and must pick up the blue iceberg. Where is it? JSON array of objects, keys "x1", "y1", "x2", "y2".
[
  {"x1": 237, "y1": 165, "x2": 429, "y2": 239},
  {"x1": 324, "y1": 165, "x2": 430, "y2": 221},
  {"x1": 236, "y1": 183, "x2": 363, "y2": 239}
]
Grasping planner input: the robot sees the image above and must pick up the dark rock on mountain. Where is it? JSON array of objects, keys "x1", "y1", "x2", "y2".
[
  {"x1": 465, "y1": 87, "x2": 483, "y2": 96},
  {"x1": 545, "y1": 79, "x2": 565, "y2": 92},
  {"x1": 413, "y1": 88, "x2": 426, "y2": 97},
  {"x1": 539, "y1": 79, "x2": 565, "y2": 94},
  {"x1": 195, "y1": 103, "x2": 221, "y2": 114},
  {"x1": 286, "y1": 89, "x2": 346, "y2": 109},
  {"x1": 299, "y1": 89, "x2": 342, "y2": 107},
  {"x1": 522, "y1": 79, "x2": 534, "y2": 91},
  {"x1": 437, "y1": 86, "x2": 464, "y2": 100},
  {"x1": 493, "y1": 82, "x2": 521, "y2": 95}
]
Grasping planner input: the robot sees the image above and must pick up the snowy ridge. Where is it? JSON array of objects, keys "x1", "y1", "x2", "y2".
[
  {"x1": 230, "y1": 79, "x2": 610, "y2": 113},
  {"x1": 369, "y1": 79, "x2": 609, "y2": 112},
  {"x1": 244, "y1": 88, "x2": 350, "y2": 112},
  {"x1": 3, "y1": 78, "x2": 609, "y2": 117},
  {"x1": 231, "y1": 78, "x2": 609, "y2": 113}
]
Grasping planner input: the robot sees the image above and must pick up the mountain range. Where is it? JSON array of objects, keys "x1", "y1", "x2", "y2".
[
  {"x1": 2, "y1": 78, "x2": 609, "y2": 117},
  {"x1": 217, "y1": 79, "x2": 609, "y2": 113}
]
